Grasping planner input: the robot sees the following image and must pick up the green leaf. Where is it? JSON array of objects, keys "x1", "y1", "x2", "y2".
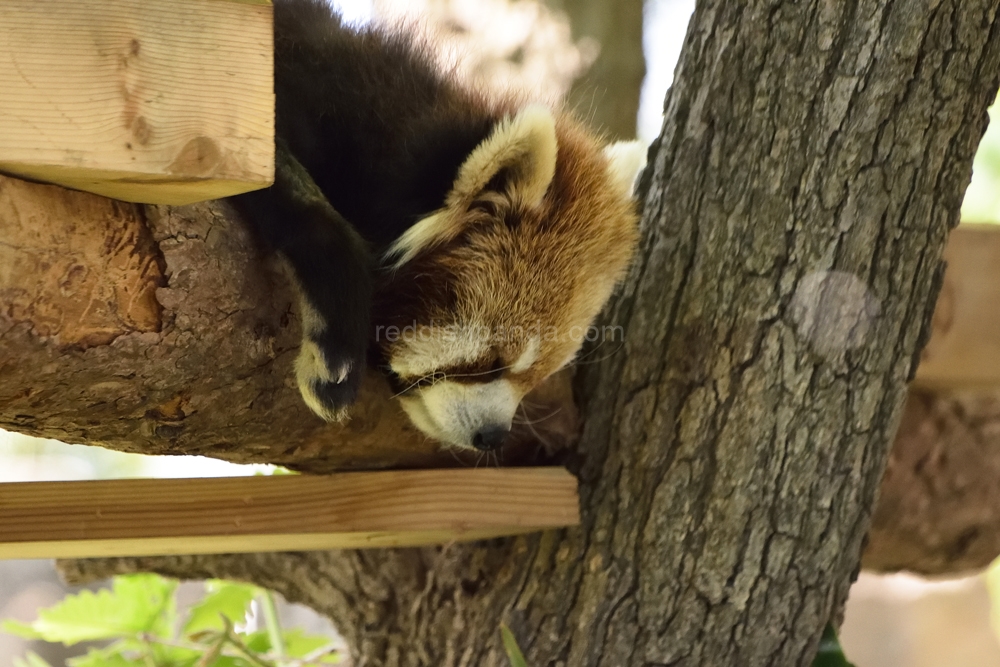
[
  {"x1": 244, "y1": 629, "x2": 272, "y2": 654},
  {"x1": 68, "y1": 648, "x2": 147, "y2": 667},
  {"x1": 183, "y1": 580, "x2": 258, "y2": 636},
  {"x1": 207, "y1": 658, "x2": 258, "y2": 667},
  {"x1": 3, "y1": 619, "x2": 42, "y2": 640},
  {"x1": 282, "y1": 628, "x2": 342, "y2": 661},
  {"x1": 150, "y1": 641, "x2": 203, "y2": 667},
  {"x1": 962, "y1": 96, "x2": 1000, "y2": 224},
  {"x1": 13, "y1": 651, "x2": 54, "y2": 667},
  {"x1": 67, "y1": 640, "x2": 212, "y2": 667},
  {"x1": 254, "y1": 466, "x2": 297, "y2": 476},
  {"x1": 812, "y1": 624, "x2": 855, "y2": 667},
  {"x1": 12, "y1": 573, "x2": 177, "y2": 645},
  {"x1": 500, "y1": 623, "x2": 529, "y2": 667},
  {"x1": 257, "y1": 588, "x2": 285, "y2": 660},
  {"x1": 115, "y1": 573, "x2": 178, "y2": 639}
]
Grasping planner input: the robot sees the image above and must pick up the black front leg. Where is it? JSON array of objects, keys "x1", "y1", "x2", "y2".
[{"x1": 232, "y1": 141, "x2": 373, "y2": 421}]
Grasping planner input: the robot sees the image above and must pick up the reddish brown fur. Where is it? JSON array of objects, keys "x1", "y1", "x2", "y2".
[
  {"x1": 374, "y1": 113, "x2": 639, "y2": 395},
  {"x1": 256, "y1": 0, "x2": 641, "y2": 445}
]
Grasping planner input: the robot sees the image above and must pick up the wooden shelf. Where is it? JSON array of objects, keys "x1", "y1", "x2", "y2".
[
  {"x1": 0, "y1": 468, "x2": 580, "y2": 559},
  {"x1": 915, "y1": 224, "x2": 1000, "y2": 389},
  {"x1": 0, "y1": 0, "x2": 274, "y2": 205}
]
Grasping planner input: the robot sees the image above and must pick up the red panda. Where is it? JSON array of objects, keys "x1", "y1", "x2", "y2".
[{"x1": 232, "y1": 0, "x2": 644, "y2": 451}]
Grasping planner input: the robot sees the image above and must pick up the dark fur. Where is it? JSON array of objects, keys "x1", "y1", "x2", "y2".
[
  {"x1": 232, "y1": 1, "x2": 642, "y2": 441},
  {"x1": 232, "y1": 0, "x2": 505, "y2": 414}
]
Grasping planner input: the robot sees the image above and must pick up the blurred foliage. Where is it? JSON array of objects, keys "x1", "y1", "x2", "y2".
[
  {"x1": 0, "y1": 427, "x2": 287, "y2": 481},
  {"x1": 985, "y1": 557, "x2": 1000, "y2": 643},
  {"x1": 0, "y1": 429, "x2": 147, "y2": 480},
  {"x1": 962, "y1": 95, "x2": 1000, "y2": 224},
  {"x1": 3, "y1": 574, "x2": 341, "y2": 667},
  {"x1": 500, "y1": 623, "x2": 528, "y2": 667},
  {"x1": 812, "y1": 624, "x2": 856, "y2": 667}
]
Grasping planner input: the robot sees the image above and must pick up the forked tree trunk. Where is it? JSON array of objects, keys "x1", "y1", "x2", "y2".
[{"x1": 10, "y1": 1, "x2": 1000, "y2": 666}]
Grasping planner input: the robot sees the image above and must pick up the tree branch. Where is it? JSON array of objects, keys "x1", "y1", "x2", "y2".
[{"x1": 0, "y1": 176, "x2": 577, "y2": 472}]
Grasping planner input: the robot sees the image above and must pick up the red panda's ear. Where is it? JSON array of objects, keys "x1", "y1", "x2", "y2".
[
  {"x1": 447, "y1": 105, "x2": 558, "y2": 209},
  {"x1": 603, "y1": 140, "x2": 647, "y2": 198},
  {"x1": 385, "y1": 106, "x2": 558, "y2": 268}
]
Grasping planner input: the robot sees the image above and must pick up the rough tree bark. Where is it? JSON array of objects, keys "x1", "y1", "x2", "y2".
[{"x1": 3, "y1": 1, "x2": 1000, "y2": 666}]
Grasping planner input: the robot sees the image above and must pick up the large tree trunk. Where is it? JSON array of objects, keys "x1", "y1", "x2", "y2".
[{"x1": 4, "y1": 1, "x2": 1000, "y2": 666}]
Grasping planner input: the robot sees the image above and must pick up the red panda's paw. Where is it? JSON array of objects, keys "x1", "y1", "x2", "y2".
[{"x1": 293, "y1": 336, "x2": 365, "y2": 422}]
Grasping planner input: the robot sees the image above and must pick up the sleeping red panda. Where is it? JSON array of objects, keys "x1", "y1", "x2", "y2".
[{"x1": 232, "y1": 0, "x2": 645, "y2": 451}]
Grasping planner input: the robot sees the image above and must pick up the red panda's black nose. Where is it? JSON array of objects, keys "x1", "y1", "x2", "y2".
[{"x1": 472, "y1": 425, "x2": 509, "y2": 451}]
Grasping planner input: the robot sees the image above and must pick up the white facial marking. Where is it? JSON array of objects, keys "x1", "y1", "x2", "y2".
[
  {"x1": 389, "y1": 322, "x2": 491, "y2": 379},
  {"x1": 399, "y1": 379, "x2": 521, "y2": 448},
  {"x1": 510, "y1": 335, "x2": 541, "y2": 374}
]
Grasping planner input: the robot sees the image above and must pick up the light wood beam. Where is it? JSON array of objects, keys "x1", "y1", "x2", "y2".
[
  {"x1": 0, "y1": 468, "x2": 580, "y2": 559},
  {"x1": 0, "y1": 0, "x2": 274, "y2": 205},
  {"x1": 915, "y1": 224, "x2": 1000, "y2": 388}
]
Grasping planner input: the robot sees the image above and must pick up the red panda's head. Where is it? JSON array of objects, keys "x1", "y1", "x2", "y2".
[{"x1": 374, "y1": 106, "x2": 644, "y2": 450}]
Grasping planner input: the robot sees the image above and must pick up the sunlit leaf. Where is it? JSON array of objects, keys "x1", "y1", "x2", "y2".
[
  {"x1": 9, "y1": 574, "x2": 177, "y2": 644},
  {"x1": 209, "y1": 658, "x2": 259, "y2": 667},
  {"x1": 254, "y1": 466, "x2": 297, "y2": 476},
  {"x1": 13, "y1": 651, "x2": 54, "y2": 667},
  {"x1": 68, "y1": 648, "x2": 147, "y2": 667},
  {"x1": 244, "y1": 629, "x2": 272, "y2": 654},
  {"x1": 150, "y1": 641, "x2": 204, "y2": 667},
  {"x1": 114, "y1": 574, "x2": 178, "y2": 639},
  {"x1": 183, "y1": 580, "x2": 257, "y2": 636},
  {"x1": 3, "y1": 619, "x2": 42, "y2": 640},
  {"x1": 4, "y1": 574, "x2": 331, "y2": 667},
  {"x1": 282, "y1": 628, "x2": 342, "y2": 661},
  {"x1": 987, "y1": 557, "x2": 1000, "y2": 642},
  {"x1": 962, "y1": 96, "x2": 1000, "y2": 224},
  {"x1": 500, "y1": 623, "x2": 529, "y2": 667}
]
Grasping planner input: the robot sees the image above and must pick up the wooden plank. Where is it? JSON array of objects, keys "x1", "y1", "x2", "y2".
[
  {"x1": 915, "y1": 224, "x2": 1000, "y2": 389},
  {"x1": 0, "y1": 0, "x2": 273, "y2": 205},
  {"x1": 0, "y1": 468, "x2": 579, "y2": 559}
]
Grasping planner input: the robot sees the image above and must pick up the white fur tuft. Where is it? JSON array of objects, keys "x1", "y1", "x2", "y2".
[
  {"x1": 603, "y1": 140, "x2": 647, "y2": 197},
  {"x1": 384, "y1": 210, "x2": 450, "y2": 269},
  {"x1": 449, "y1": 104, "x2": 558, "y2": 208},
  {"x1": 510, "y1": 336, "x2": 541, "y2": 374}
]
